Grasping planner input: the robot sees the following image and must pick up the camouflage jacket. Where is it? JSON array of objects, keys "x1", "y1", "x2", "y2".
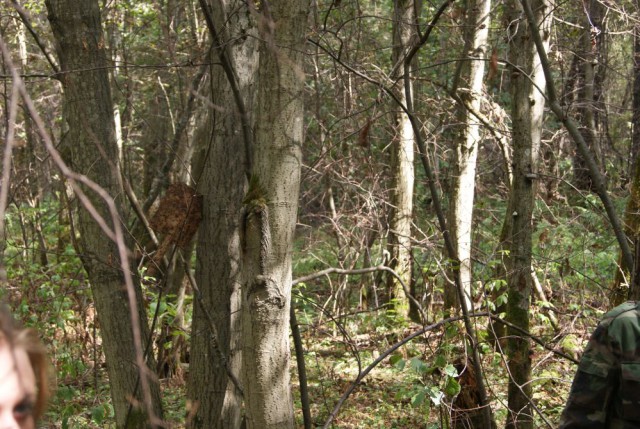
[{"x1": 560, "y1": 301, "x2": 640, "y2": 429}]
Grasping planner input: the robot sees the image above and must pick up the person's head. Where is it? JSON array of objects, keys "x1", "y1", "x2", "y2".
[{"x1": 0, "y1": 306, "x2": 49, "y2": 429}]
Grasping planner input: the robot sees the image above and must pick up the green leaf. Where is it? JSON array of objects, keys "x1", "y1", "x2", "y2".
[
  {"x1": 172, "y1": 329, "x2": 187, "y2": 338},
  {"x1": 496, "y1": 292, "x2": 508, "y2": 306},
  {"x1": 434, "y1": 354, "x2": 447, "y2": 368},
  {"x1": 411, "y1": 390, "x2": 426, "y2": 407},
  {"x1": 390, "y1": 354, "x2": 405, "y2": 370},
  {"x1": 91, "y1": 406, "x2": 105, "y2": 424},
  {"x1": 443, "y1": 363, "x2": 458, "y2": 377},
  {"x1": 410, "y1": 357, "x2": 428, "y2": 373},
  {"x1": 444, "y1": 377, "x2": 461, "y2": 397},
  {"x1": 426, "y1": 386, "x2": 444, "y2": 406},
  {"x1": 445, "y1": 324, "x2": 459, "y2": 339},
  {"x1": 58, "y1": 386, "x2": 76, "y2": 401}
]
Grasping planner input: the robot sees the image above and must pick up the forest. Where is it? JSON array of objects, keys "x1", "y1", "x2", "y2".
[{"x1": 0, "y1": 0, "x2": 638, "y2": 428}]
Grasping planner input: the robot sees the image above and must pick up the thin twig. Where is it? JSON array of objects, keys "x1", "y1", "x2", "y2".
[
  {"x1": 322, "y1": 313, "x2": 488, "y2": 429},
  {"x1": 290, "y1": 303, "x2": 312, "y2": 429},
  {"x1": 294, "y1": 264, "x2": 427, "y2": 322},
  {"x1": 10, "y1": 1, "x2": 60, "y2": 74},
  {"x1": 0, "y1": 34, "x2": 161, "y2": 427},
  {"x1": 180, "y1": 254, "x2": 244, "y2": 396},
  {"x1": 520, "y1": 0, "x2": 633, "y2": 273},
  {"x1": 197, "y1": 0, "x2": 254, "y2": 180}
]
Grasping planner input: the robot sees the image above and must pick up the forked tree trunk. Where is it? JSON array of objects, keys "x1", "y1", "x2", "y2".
[
  {"x1": 240, "y1": 1, "x2": 308, "y2": 428},
  {"x1": 504, "y1": 1, "x2": 552, "y2": 428},
  {"x1": 45, "y1": 1, "x2": 163, "y2": 427},
  {"x1": 187, "y1": 1, "x2": 259, "y2": 427}
]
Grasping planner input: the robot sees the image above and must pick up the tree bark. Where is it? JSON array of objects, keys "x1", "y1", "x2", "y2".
[
  {"x1": 187, "y1": 1, "x2": 258, "y2": 427},
  {"x1": 445, "y1": 0, "x2": 491, "y2": 312},
  {"x1": 619, "y1": 29, "x2": 640, "y2": 300},
  {"x1": 240, "y1": 1, "x2": 308, "y2": 428},
  {"x1": 504, "y1": 1, "x2": 552, "y2": 428},
  {"x1": 572, "y1": 0, "x2": 607, "y2": 191},
  {"x1": 45, "y1": 1, "x2": 164, "y2": 427},
  {"x1": 388, "y1": 0, "x2": 417, "y2": 319},
  {"x1": 634, "y1": 12, "x2": 640, "y2": 172},
  {"x1": 628, "y1": 11, "x2": 640, "y2": 300}
]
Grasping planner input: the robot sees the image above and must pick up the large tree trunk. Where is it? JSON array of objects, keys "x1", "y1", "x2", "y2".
[
  {"x1": 621, "y1": 156, "x2": 640, "y2": 301},
  {"x1": 445, "y1": 0, "x2": 491, "y2": 313},
  {"x1": 240, "y1": 1, "x2": 308, "y2": 428},
  {"x1": 634, "y1": 13, "x2": 640, "y2": 170},
  {"x1": 387, "y1": 0, "x2": 416, "y2": 319},
  {"x1": 187, "y1": 1, "x2": 258, "y2": 427},
  {"x1": 617, "y1": 18, "x2": 640, "y2": 301},
  {"x1": 45, "y1": 1, "x2": 164, "y2": 427},
  {"x1": 504, "y1": 1, "x2": 551, "y2": 428}
]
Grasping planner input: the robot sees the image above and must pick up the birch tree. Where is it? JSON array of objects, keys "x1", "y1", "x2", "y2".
[
  {"x1": 387, "y1": 0, "x2": 417, "y2": 319},
  {"x1": 446, "y1": 0, "x2": 491, "y2": 311}
]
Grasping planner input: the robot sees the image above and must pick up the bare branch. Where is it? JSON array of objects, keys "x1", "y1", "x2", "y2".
[
  {"x1": 520, "y1": 0, "x2": 633, "y2": 272},
  {"x1": 10, "y1": 1, "x2": 60, "y2": 74},
  {"x1": 0, "y1": 34, "x2": 160, "y2": 426},
  {"x1": 294, "y1": 265, "x2": 427, "y2": 322},
  {"x1": 197, "y1": 0, "x2": 254, "y2": 180}
]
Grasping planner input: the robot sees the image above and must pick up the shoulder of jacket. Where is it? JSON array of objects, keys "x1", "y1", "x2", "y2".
[{"x1": 602, "y1": 301, "x2": 639, "y2": 324}]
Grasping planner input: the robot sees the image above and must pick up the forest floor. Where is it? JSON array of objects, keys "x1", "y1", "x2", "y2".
[
  {"x1": 15, "y1": 193, "x2": 612, "y2": 428},
  {"x1": 37, "y1": 297, "x2": 587, "y2": 428},
  {"x1": 292, "y1": 312, "x2": 582, "y2": 428}
]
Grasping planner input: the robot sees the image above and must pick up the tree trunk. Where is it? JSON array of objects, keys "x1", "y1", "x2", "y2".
[
  {"x1": 571, "y1": 0, "x2": 606, "y2": 191},
  {"x1": 241, "y1": 1, "x2": 307, "y2": 428},
  {"x1": 628, "y1": 11, "x2": 640, "y2": 301},
  {"x1": 388, "y1": 0, "x2": 416, "y2": 319},
  {"x1": 45, "y1": 1, "x2": 164, "y2": 427},
  {"x1": 634, "y1": 14, "x2": 640, "y2": 171},
  {"x1": 187, "y1": 1, "x2": 258, "y2": 427},
  {"x1": 445, "y1": 0, "x2": 491, "y2": 313},
  {"x1": 504, "y1": 1, "x2": 551, "y2": 428},
  {"x1": 619, "y1": 28, "x2": 640, "y2": 300}
]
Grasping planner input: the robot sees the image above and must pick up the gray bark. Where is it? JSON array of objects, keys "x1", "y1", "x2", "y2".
[
  {"x1": 388, "y1": 0, "x2": 416, "y2": 319},
  {"x1": 241, "y1": 1, "x2": 308, "y2": 428},
  {"x1": 504, "y1": 1, "x2": 552, "y2": 428},
  {"x1": 522, "y1": 0, "x2": 634, "y2": 276},
  {"x1": 45, "y1": 1, "x2": 163, "y2": 427},
  {"x1": 187, "y1": 1, "x2": 258, "y2": 427},
  {"x1": 572, "y1": 0, "x2": 607, "y2": 191}
]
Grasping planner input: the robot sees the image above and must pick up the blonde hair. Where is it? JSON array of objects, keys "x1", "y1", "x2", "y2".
[{"x1": 0, "y1": 305, "x2": 50, "y2": 421}]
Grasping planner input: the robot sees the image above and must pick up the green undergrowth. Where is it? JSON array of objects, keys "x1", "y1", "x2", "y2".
[{"x1": 0, "y1": 189, "x2": 620, "y2": 427}]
